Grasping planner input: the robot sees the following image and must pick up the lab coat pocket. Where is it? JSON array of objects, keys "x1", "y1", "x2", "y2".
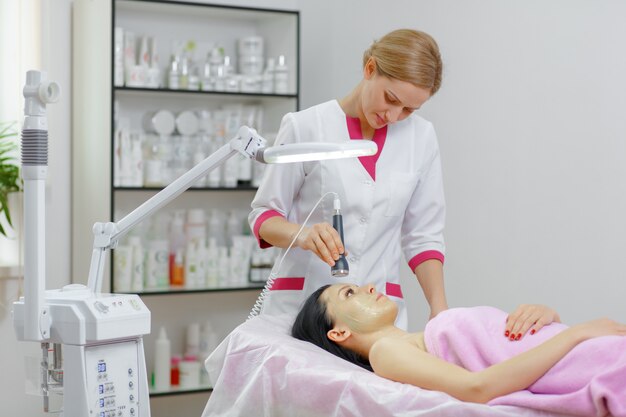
[{"x1": 385, "y1": 172, "x2": 419, "y2": 217}]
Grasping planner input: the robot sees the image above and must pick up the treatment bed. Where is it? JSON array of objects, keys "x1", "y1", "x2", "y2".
[{"x1": 201, "y1": 314, "x2": 573, "y2": 417}]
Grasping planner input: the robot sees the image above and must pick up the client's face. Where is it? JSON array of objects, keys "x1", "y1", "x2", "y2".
[{"x1": 321, "y1": 283, "x2": 398, "y2": 334}]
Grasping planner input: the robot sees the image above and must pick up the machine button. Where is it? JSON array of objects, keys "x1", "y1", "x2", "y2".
[
  {"x1": 129, "y1": 394, "x2": 135, "y2": 402},
  {"x1": 94, "y1": 301, "x2": 109, "y2": 314},
  {"x1": 128, "y1": 381, "x2": 134, "y2": 388},
  {"x1": 130, "y1": 408, "x2": 135, "y2": 416},
  {"x1": 128, "y1": 368, "x2": 133, "y2": 376}
]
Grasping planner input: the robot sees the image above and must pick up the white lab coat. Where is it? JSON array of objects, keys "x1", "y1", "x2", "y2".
[{"x1": 249, "y1": 100, "x2": 445, "y2": 330}]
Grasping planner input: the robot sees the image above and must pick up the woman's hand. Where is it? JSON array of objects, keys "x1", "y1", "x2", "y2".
[
  {"x1": 505, "y1": 304, "x2": 561, "y2": 341},
  {"x1": 571, "y1": 318, "x2": 626, "y2": 342},
  {"x1": 295, "y1": 223, "x2": 346, "y2": 266}
]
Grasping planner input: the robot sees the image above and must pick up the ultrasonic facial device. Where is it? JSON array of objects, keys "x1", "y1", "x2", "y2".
[{"x1": 12, "y1": 70, "x2": 377, "y2": 417}]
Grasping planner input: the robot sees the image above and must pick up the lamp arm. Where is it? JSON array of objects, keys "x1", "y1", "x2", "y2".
[{"x1": 86, "y1": 126, "x2": 267, "y2": 293}]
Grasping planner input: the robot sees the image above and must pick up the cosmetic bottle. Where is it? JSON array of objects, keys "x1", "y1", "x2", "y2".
[
  {"x1": 201, "y1": 53, "x2": 213, "y2": 91},
  {"x1": 186, "y1": 323, "x2": 200, "y2": 357},
  {"x1": 146, "y1": 37, "x2": 161, "y2": 88},
  {"x1": 170, "y1": 354, "x2": 181, "y2": 386},
  {"x1": 191, "y1": 143, "x2": 206, "y2": 188},
  {"x1": 199, "y1": 321, "x2": 218, "y2": 385},
  {"x1": 207, "y1": 136, "x2": 223, "y2": 187},
  {"x1": 186, "y1": 209, "x2": 206, "y2": 245},
  {"x1": 226, "y1": 210, "x2": 242, "y2": 247},
  {"x1": 146, "y1": 217, "x2": 170, "y2": 289},
  {"x1": 217, "y1": 247, "x2": 230, "y2": 287},
  {"x1": 179, "y1": 359, "x2": 201, "y2": 388},
  {"x1": 205, "y1": 238, "x2": 219, "y2": 288},
  {"x1": 179, "y1": 54, "x2": 190, "y2": 89},
  {"x1": 130, "y1": 133, "x2": 144, "y2": 186},
  {"x1": 154, "y1": 327, "x2": 171, "y2": 391},
  {"x1": 195, "y1": 240, "x2": 206, "y2": 287},
  {"x1": 114, "y1": 245, "x2": 133, "y2": 292},
  {"x1": 114, "y1": 27, "x2": 124, "y2": 87},
  {"x1": 168, "y1": 55, "x2": 180, "y2": 89},
  {"x1": 119, "y1": 128, "x2": 132, "y2": 187},
  {"x1": 169, "y1": 210, "x2": 186, "y2": 287},
  {"x1": 184, "y1": 241, "x2": 197, "y2": 289},
  {"x1": 207, "y1": 209, "x2": 225, "y2": 247},
  {"x1": 123, "y1": 31, "x2": 136, "y2": 86},
  {"x1": 274, "y1": 55, "x2": 289, "y2": 94},
  {"x1": 261, "y1": 57, "x2": 275, "y2": 94},
  {"x1": 129, "y1": 236, "x2": 144, "y2": 292}
]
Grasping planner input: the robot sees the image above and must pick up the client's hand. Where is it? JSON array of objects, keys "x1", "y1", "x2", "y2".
[
  {"x1": 572, "y1": 318, "x2": 626, "y2": 341},
  {"x1": 505, "y1": 304, "x2": 561, "y2": 341}
]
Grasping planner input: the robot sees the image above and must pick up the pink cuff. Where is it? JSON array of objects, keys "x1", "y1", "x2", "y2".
[
  {"x1": 253, "y1": 210, "x2": 284, "y2": 248},
  {"x1": 408, "y1": 250, "x2": 445, "y2": 272}
]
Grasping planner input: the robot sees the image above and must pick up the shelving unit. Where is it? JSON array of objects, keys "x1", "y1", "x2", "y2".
[{"x1": 109, "y1": 0, "x2": 299, "y2": 412}]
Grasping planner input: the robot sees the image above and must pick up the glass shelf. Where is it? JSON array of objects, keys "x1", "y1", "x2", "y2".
[
  {"x1": 114, "y1": 86, "x2": 298, "y2": 99},
  {"x1": 114, "y1": 185, "x2": 258, "y2": 192},
  {"x1": 118, "y1": 283, "x2": 266, "y2": 296},
  {"x1": 149, "y1": 384, "x2": 212, "y2": 398}
]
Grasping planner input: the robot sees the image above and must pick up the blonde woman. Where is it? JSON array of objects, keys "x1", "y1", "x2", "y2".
[{"x1": 249, "y1": 30, "x2": 447, "y2": 328}]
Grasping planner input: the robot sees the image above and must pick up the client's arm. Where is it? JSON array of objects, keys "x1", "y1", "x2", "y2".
[{"x1": 369, "y1": 319, "x2": 626, "y2": 404}]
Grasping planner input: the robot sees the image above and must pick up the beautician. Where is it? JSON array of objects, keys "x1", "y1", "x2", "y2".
[{"x1": 248, "y1": 29, "x2": 446, "y2": 329}]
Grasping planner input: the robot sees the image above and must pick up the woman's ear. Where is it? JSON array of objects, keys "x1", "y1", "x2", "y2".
[
  {"x1": 363, "y1": 57, "x2": 377, "y2": 80},
  {"x1": 327, "y1": 326, "x2": 351, "y2": 344}
]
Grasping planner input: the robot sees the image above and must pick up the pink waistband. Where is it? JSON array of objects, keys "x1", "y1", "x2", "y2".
[{"x1": 269, "y1": 277, "x2": 305, "y2": 291}]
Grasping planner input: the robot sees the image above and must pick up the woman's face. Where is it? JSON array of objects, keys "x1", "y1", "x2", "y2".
[
  {"x1": 360, "y1": 59, "x2": 432, "y2": 130},
  {"x1": 321, "y1": 283, "x2": 398, "y2": 334}
]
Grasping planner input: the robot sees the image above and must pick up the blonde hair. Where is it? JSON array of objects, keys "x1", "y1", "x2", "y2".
[{"x1": 363, "y1": 29, "x2": 443, "y2": 95}]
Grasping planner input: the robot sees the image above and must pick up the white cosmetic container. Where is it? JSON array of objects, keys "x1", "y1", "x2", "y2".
[
  {"x1": 114, "y1": 27, "x2": 124, "y2": 87},
  {"x1": 129, "y1": 236, "x2": 144, "y2": 292},
  {"x1": 207, "y1": 209, "x2": 225, "y2": 247},
  {"x1": 274, "y1": 55, "x2": 289, "y2": 94},
  {"x1": 123, "y1": 31, "x2": 136, "y2": 86},
  {"x1": 119, "y1": 129, "x2": 132, "y2": 187},
  {"x1": 261, "y1": 57, "x2": 275, "y2": 94},
  {"x1": 154, "y1": 327, "x2": 171, "y2": 391},
  {"x1": 130, "y1": 133, "x2": 144, "y2": 186},
  {"x1": 184, "y1": 241, "x2": 197, "y2": 289},
  {"x1": 113, "y1": 245, "x2": 133, "y2": 292},
  {"x1": 186, "y1": 209, "x2": 206, "y2": 245},
  {"x1": 239, "y1": 54, "x2": 264, "y2": 75},
  {"x1": 186, "y1": 323, "x2": 200, "y2": 357},
  {"x1": 168, "y1": 55, "x2": 180, "y2": 89},
  {"x1": 179, "y1": 360, "x2": 200, "y2": 388},
  {"x1": 205, "y1": 238, "x2": 219, "y2": 288},
  {"x1": 217, "y1": 247, "x2": 230, "y2": 287},
  {"x1": 238, "y1": 36, "x2": 264, "y2": 56},
  {"x1": 143, "y1": 110, "x2": 175, "y2": 136},
  {"x1": 146, "y1": 239, "x2": 169, "y2": 289},
  {"x1": 175, "y1": 111, "x2": 199, "y2": 136},
  {"x1": 241, "y1": 75, "x2": 262, "y2": 93}
]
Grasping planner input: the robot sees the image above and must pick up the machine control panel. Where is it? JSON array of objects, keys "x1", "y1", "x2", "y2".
[{"x1": 86, "y1": 341, "x2": 141, "y2": 417}]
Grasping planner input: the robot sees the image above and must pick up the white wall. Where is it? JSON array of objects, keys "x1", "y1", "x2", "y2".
[{"x1": 300, "y1": 0, "x2": 626, "y2": 331}]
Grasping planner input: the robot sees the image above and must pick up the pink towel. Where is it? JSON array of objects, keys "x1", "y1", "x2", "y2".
[{"x1": 424, "y1": 306, "x2": 626, "y2": 417}]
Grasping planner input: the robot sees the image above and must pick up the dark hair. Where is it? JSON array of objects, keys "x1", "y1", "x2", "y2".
[{"x1": 292, "y1": 285, "x2": 373, "y2": 372}]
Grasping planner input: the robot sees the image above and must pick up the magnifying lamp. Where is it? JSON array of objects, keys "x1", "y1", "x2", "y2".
[{"x1": 85, "y1": 125, "x2": 377, "y2": 294}]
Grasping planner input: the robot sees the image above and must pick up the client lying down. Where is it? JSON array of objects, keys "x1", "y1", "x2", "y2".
[{"x1": 292, "y1": 283, "x2": 626, "y2": 417}]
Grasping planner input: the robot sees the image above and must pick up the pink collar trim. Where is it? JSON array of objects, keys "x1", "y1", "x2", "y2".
[{"x1": 345, "y1": 116, "x2": 387, "y2": 181}]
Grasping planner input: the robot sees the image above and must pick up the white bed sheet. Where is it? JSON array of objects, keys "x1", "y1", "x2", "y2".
[{"x1": 202, "y1": 314, "x2": 573, "y2": 417}]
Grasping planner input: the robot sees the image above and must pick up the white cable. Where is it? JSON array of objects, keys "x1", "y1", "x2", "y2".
[{"x1": 248, "y1": 191, "x2": 338, "y2": 320}]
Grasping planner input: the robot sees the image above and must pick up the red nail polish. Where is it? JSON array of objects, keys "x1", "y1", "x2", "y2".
[
  {"x1": 515, "y1": 334, "x2": 521, "y2": 340},
  {"x1": 530, "y1": 329, "x2": 536, "y2": 335},
  {"x1": 509, "y1": 334, "x2": 515, "y2": 340},
  {"x1": 504, "y1": 330, "x2": 510, "y2": 337}
]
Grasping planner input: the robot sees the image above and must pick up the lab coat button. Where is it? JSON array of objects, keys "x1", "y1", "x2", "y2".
[
  {"x1": 363, "y1": 180, "x2": 372, "y2": 186},
  {"x1": 349, "y1": 256, "x2": 357, "y2": 262},
  {"x1": 359, "y1": 217, "x2": 367, "y2": 224}
]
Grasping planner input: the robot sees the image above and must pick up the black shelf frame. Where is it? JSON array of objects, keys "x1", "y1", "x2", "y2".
[
  {"x1": 131, "y1": 284, "x2": 265, "y2": 296},
  {"x1": 115, "y1": 86, "x2": 298, "y2": 99},
  {"x1": 114, "y1": 185, "x2": 258, "y2": 192}
]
